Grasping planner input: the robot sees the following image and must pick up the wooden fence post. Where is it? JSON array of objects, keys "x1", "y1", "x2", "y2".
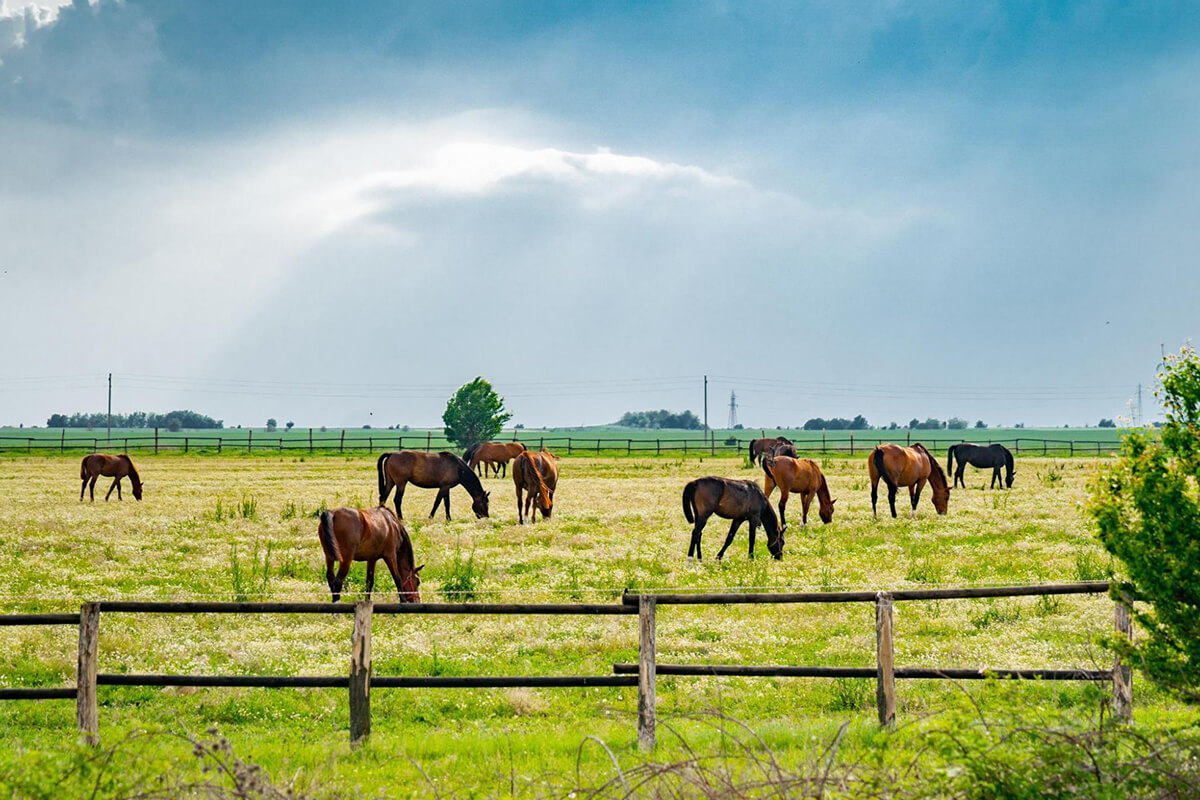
[
  {"x1": 217, "y1": 437, "x2": 222, "y2": 454},
  {"x1": 184, "y1": 437, "x2": 189, "y2": 453},
  {"x1": 340, "y1": 430, "x2": 346, "y2": 453},
  {"x1": 656, "y1": 438, "x2": 660, "y2": 455},
  {"x1": 349, "y1": 600, "x2": 373, "y2": 743},
  {"x1": 638, "y1": 595, "x2": 657, "y2": 751},
  {"x1": 76, "y1": 602, "x2": 100, "y2": 744},
  {"x1": 154, "y1": 427, "x2": 159, "y2": 454},
  {"x1": 426, "y1": 431, "x2": 431, "y2": 452},
  {"x1": 309, "y1": 428, "x2": 314, "y2": 454},
  {"x1": 1113, "y1": 595, "x2": 1133, "y2": 722},
  {"x1": 60, "y1": 429, "x2": 65, "y2": 453},
  {"x1": 906, "y1": 430, "x2": 910, "y2": 446},
  {"x1": 850, "y1": 433, "x2": 855, "y2": 455},
  {"x1": 248, "y1": 429, "x2": 253, "y2": 453},
  {"x1": 875, "y1": 591, "x2": 896, "y2": 727}
]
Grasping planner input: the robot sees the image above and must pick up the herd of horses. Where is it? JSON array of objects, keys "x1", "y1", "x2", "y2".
[{"x1": 76, "y1": 437, "x2": 1017, "y2": 601}]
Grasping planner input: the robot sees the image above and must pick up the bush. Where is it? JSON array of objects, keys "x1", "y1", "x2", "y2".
[
  {"x1": 1090, "y1": 344, "x2": 1200, "y2": 701},
  {"x1": 443, "y1": 377, "x2": 512, "y2": 447}
]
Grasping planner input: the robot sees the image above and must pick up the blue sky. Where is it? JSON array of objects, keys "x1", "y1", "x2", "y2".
[{"x1": 1, "y1": 1, "x2": 1196, "y2": 428}]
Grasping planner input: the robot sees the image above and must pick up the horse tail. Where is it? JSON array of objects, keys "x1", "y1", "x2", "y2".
[
  {"x1": 946, "y1": 444, "x2": 956, "y2": 477},
  {"x1": 682, "y1": 480, "x2": 697, "y2": 524},
  {"x1": 318, "y1": 510, "x2": 339, "y2": 563},
  {"x1": 376, "y1": 452, "x2": 391, "y2": 504},
  {"x1": 873, "y1": 447, "x2": 897, "y2": 493},
  {"x1": 80, "y1": 456, "x2": 89, "y2": 480},
  {"x1": 463, "y1": 443, "x2": 480, "y2": 466},
  {"x1": 761, "y1": 453, "x2": 777, "y2": 485}
]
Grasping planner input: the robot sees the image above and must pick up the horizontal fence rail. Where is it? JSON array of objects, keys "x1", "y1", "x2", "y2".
[
  {"x1": 0, "y1": 583, "x2": 1132, "y2": 748},
  {"x1": 0, "y1": 429, "x2": 1124, "y2": 456}
]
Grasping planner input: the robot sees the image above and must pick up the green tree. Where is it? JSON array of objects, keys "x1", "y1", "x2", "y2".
[
  {"x1": 1090, "y1": 344, "x2": 1200, "y2": 701},
  {"x1": 266, "y1": 418, "x2": 277, "y2": 432},
  {"x1": 442, "y1": 377, "x2": 512, "y2": 449}
]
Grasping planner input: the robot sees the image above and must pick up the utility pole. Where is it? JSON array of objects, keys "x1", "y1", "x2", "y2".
[
  {"x1": 727, "y1": 390, "x2": 738, "y2": 429},
  {"x1": 702, "y1": 375, "x2": 709, "y2": 444},
  {"x1": 107, "y1": 373, "x2": 112, "y2": 443}
]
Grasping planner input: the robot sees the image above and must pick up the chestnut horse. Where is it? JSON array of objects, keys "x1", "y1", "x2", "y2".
[
  {"x1": 762, "y1": 454, "x2": 835, "y2": 529},
  {"x1": 464, "y1": 441, "x2": 527, "y2": 478},
  {"x1": 747, "y1": 436, "x2": 794, "y2": 467},
  {"x1": 376, "y1": 451, "x2": 490, "y2": 520},
  {"x1": 80, "y1": 454, "x2": 143, "y2": 502},
  {"x1": 868, "y1": 443, "x2": 949, "y2": 518},
  {"x1": 318, "y1": 505, "x2": 422, "y2": 602},
  {"x1": 681, "y1": 477, "x2": 783, "y2": 561},
  {"x1": 513, "y1": 448, "x2": 558, "y2": 523}
]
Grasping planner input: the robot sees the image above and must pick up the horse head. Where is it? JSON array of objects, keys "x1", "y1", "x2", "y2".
[
  {"x1": 818, "y1": 497, "x2": 836, "y2": 525},
  {"x1": 932, "y1": 483, "x2": 950, "y2": 514},
  {"x1": 472, "y1": 491, "x2": 490, "y2": 519},
  {"x1": 399, "y1": 563, "x2": 423, "y2": 602},
  {"x1": 131, "y1": 478, "x2": 144, "y2": 501}
]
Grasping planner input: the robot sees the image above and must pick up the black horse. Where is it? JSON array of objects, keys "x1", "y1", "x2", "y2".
[
  {"x1": 681, "y1": 477, "x2": 783, "y2": 560},
  {"x1": 946, "y1": 443, "x2": 1015, "y2": 489}
]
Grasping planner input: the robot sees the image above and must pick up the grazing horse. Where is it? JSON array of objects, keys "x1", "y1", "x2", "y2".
[
  {"x1": 464, "y1": 441, "x2": 527, "y2": 478},
  {"x1": 317, "y1": 505, "x2": 422, "y2": 602},
  {"x1": 80, "y1": 454, "x2": 143, "y2": 502},
  {"x1": 762, "y1": 454, "x2": 836, "y2": 529},
  {"x1": 747, "y1": 436, "x2": 794, "y2": 467},
  {"x1": 513, "y1": 448, "x2": 558, "y2": 523},
  {"x1": 681, "y1": 477, "x2": 783, "y2": 561},
  {"x1": 376, "y1": 451, "x2": 490, "y2": 520},
  {"x1": 868, "y1": 443, "x2": 949, "y2": 518},
  {"x1": 947, "y1": 443, "x2": 1015, "y2": 489}
]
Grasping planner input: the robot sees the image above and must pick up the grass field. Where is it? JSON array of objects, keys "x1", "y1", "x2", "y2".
[
  {"x1": 0, "y1": 425, "x2": 1130, "y2": 457},
  {"x1": 0, "y1": 452, "x2": 1185, "y2": 797}
]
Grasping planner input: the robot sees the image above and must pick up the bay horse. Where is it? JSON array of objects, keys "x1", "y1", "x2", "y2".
[
  {"x1": 376, "y1": 451, "x2": 490, "y2": 520},
  {"x1": 947, "y1": 443, "x2": 1015, "y2": 489},
  {"x1": 681, "y1": 477, "x2": 782, "y2": 561},
  {"x1": 762, "y1": 454, "x2": 836, "y2": 529},
  {"x1": 317, "y1": 505, "x2": 422, "y2": 602},
  {"x1": 464, "y1": 441, "x2": 527, "y2": 478},
  {"x1": 80, "y1": 454, "x2": 143, "y2": 502},
  {"x1": 513, "y1": 448, "x2": 558, "y2": 523},
  {"x1": 868, "y1": 443, "x2": 949, "y2": 518},
  {"x1": 747, "y1": 436, "x2": 794, "y2": 467}
]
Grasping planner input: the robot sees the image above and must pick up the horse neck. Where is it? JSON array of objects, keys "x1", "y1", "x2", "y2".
[
  {"x1": 816, "y1": 474, "x2": 832, "y2": 504},
  {"x1": 122, "y1": 458, "x2": 141, "y2": 485},
  {"x1": 457, "y1": 460, "x2": 484, "y2": 497}
]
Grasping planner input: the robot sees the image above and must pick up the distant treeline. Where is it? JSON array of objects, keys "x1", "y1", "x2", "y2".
[
  {"x1": 802, "y1": 416, "x2": 870, "y2": 430},
  {"x1": 618, "y1": 409, "x2": 703, "y2": 429},
  {"x1": 46, "y1": 410, "x2": 223, "y2": 431}
]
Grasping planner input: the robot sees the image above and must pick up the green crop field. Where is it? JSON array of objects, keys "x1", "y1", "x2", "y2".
[{"x1": 0, "y1": 452, "x2": 1184, "y2": 797}]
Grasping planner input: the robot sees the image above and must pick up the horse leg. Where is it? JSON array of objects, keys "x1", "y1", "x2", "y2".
[
  {"x1": 688, "y1": 514, "x2": 709, "y2": 560},
  {"x1": 393, "y1": 484, "x2": 406, "y2": 519},
  {"x1": 888, "y1": 483, "x2": 898, "y2": 518},
  {"x1": 115, "y1": 478, "x2": 122, "y2": 500},
  {"x1": 428, "y1": 490, "x2": 444, "y2": 519},
  {"x1": 443, "y1": 490, "x2": 452, "y2": 521},
  {"x1": 911, "y1": 479, "x2": 926, "y2": 517},
  {"x1": 80, "y1": 476, "x2": 88, "y2": 502},
  {"x1": 383, "y1": 550, "x2": 404, "y2": 597},
  {"x1": 870, "y1": 475, "x2": 879, "y2": 519},
  {"x1": 89, "y1": 475, "x2": 98, "y2": 502},
  {"x1": 325, "y1": 553, "x2": 338, "y2": 601},
  {"x1": 333, "y1": 558, "x2": 353, "y2": 603},
  {"x1": 716, "y1": 519, "x2": 742, "y2": 561},
  {"x1": 954, "y1": 464, "x2": 965, "y2": 489},
  {"x1": 105, "y1": 477, "x2": 120, "y2": 501},
  {"x1": 801, "y1": 491, "x2": 813, "y2": 527},
  {"x1": 515, "y1": 486, "x2": 525, "y2": 525},
  {"x1": 748, "y1": 518, "x2": 758, "y2": 559},
  {"x1": 992, "y1": 467, "x2": 1001, "y2": 489},
  {"x1": 777, "y1": 491, "x2": 789, "y2": 532},
  {"x1": 364, "y1": 560, "x2": 377, "y2": 599}
]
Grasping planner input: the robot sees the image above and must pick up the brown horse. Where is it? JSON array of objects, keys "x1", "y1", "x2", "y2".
[
  {"x1": 376, "y1": 451, "x2": 489, "y2": 520},
  {"x1": 747, "y1": 436, "x2": 794, "y2": 467},
  {"x1": 317, "y1": 506, "x2": 422, "y2": 602},
  {"x1": 80, "y1": 454, "x2": 143, "y2": 502},
  {"x1": 513, "y1": 448, "x2": 558, "y2": 523},
  {"x1": 868, "y1": 443, "x2": 949, "y2": 518},
  {"x1": 681, "y1": 477, "x2": 783, "y2": 561},
  {"x1": 762, "y1": 454, "x2": 835, "y2": 529},
  {"x1": 464, "y1": 441, "x2": 527, "y2": 478}
]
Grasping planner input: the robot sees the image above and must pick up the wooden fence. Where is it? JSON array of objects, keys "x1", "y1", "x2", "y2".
[
  {"x1": 0, "y1": 582, "x2": 1132, "y2": 749},
  {"x1": 0, "y1": 429, "x2": 1122, "y2": 456}
]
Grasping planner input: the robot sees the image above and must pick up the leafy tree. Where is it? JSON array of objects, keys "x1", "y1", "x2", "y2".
[
  {"x1": 266, "y1": 418, "x2": 277, "y2": 432},
  {"x1": 947, "y1": 417, "x2": 969, "y2": 430},
  {"x1": 443, "y1": 377, "x2": 512, "y2": 448},
  {"x1": 286, "y1": 421, "x2": 295, "y2": 431},
  {"x1": 975, "y1": 420, "x2": 987, "y2": 429},
  {"x1": 616, "y1": 409, "x2": 701, "y2": 429},
  {"x1": 1090, "y1": 345, "x2": 1200, "y2": 701},
  {"x1": 1099, "y1": 418, "x2": 1116, "y2": 428}
]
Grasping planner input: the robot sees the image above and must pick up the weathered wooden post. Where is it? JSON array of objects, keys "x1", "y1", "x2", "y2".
[
  {"x1": 340, "y1": 430, "x2": 346, "y2": 453},
  {"x1": 638, "y1": 595, "x2": 657, "y2": 751},
  {"x1": 850, "y1": 433, "x2": 855, "y2": 455},
  {"x1": 875, "y1": 591, "x2": 896, "y2": 727},
  {"x1": 154, "y1": 427, "x2": 159, "y2": 454},
  {"x1": 1113, "y1": 595, "x2": 1133, "y2": 722},
  {"x1": 60, "y1": 429, "x2": 66, "y2": 453},
  {"x1": 248, "y1": 428, "x2": 253, "y2": 453},
  {"x1": 76, "y1": 602, "x2": 100, "y2": 744},
  {"x1": 217, "y1": 436, "x2": 222, "y2": 454},
  {"x1": 309, "y1": 427, "x2": 314, "y2": 454},
  {"x1": 656, "y1": 438, "x2": 660, "y2": 455},
  {"x1": 426, "y1": 431, "x2": 431, "y2": 451},
  {"x1": 349, "y1": 600, "x2": 373, "y2": 743}
]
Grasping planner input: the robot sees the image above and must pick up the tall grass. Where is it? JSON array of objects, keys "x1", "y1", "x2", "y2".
[{"x1": 229, "y1": 540, "x2": 274, "y2": 601}]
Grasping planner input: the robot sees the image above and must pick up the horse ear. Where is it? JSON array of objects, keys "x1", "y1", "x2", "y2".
[
  {"x1": 415, "y1": 564, "x2": 424, "y2": 573},
  {"x1": 830, "y1": 499, "x2": 837, "y2": 505},
  {"x1": 485, "y1": 491, "x2": 491, "y2": 498}
]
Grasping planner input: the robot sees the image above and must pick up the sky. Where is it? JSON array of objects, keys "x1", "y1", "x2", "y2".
[{"x1": 1, "y1": 0, "x2": 1197, "y2": 429}]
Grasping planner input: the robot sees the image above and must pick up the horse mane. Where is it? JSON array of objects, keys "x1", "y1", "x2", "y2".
[
  {"x1": 447, "y1": 452, "x2": 485, "y2": 496},
  {"x1": 912, "y1": 443, "x2": 947, "y2": 488},
  {"x1": 121, "y1": 455, "x2": 141, "y2": 484},
  {"x1": 817, "y1": 472, "x2": 832, "y2": 504}
]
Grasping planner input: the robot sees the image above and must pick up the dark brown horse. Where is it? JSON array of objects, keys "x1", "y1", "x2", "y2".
[
  {"x1": 947, "y1": 443, "x2": 1015, "y2": 489},
  {"x1": 681, "y1": 477, "x2": 783, "y2": 560},
  {"x1": 747, "y1": 436, "x2": 794, "y2": 467},
  {"x1": 317, "y1": 506, "x2": 422, "y2": 602},
  {"x1": 513, "y1": 448, "x2": 558, "y2": 523},
  {"x1": 464, "y1": 441, "x2": 527, "y2": 477},
  {"x1": 762, "y1": 454, "x2": 835, "y2": 529},
  {"x1": 80, "y1": 454, "x2": 143, "y2": 502},
  {"x1": 376, "y1": 451, "x2": 489, "y2": 520},
  {"x1": 868, "y1": 443, "x2": 949, "y2": 518}
]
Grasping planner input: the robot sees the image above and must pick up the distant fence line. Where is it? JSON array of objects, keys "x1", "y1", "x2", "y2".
[
  {"x1": 0, "y1": 582, "x2": 1133, "y2": 749},
  {"x1": 0, "y1": 429, "x2": 1120, "y2": 456}
]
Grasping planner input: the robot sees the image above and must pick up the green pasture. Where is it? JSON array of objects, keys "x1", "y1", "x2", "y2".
[{"x1": 0, "y1": 452, "x2": 1186, "y2": 797}]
